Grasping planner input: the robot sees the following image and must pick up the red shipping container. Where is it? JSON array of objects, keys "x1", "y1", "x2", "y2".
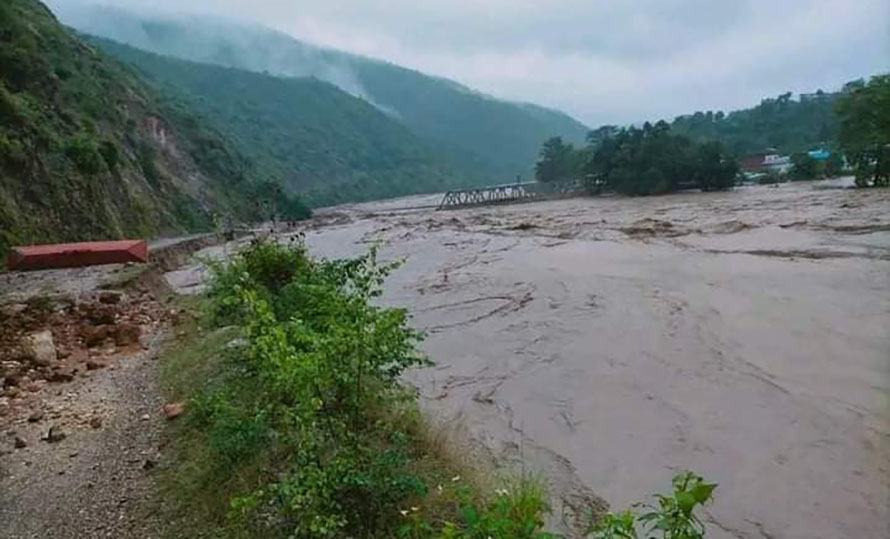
[{"x1": 6, "y1": 240, "x2": 149, "y2": 271}]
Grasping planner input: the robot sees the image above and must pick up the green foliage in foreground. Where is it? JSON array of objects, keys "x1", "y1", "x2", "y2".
[
  {"x1": 166, "y1": 239, "x2": 717, "y2": 538},
  {"x1": 170, "y1": 239, "x2": 554, "y2": 538},
  {"x1": 835, "y1": 74, "x2": 890, "y2": 187},
  {"x1": 590, "y1": 472, "x2": 716, "y2": 539}
]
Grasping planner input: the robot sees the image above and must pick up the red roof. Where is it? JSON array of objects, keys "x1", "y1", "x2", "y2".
[{"x1": 6, "y1": 240, "x2": 148, "y2": 271}]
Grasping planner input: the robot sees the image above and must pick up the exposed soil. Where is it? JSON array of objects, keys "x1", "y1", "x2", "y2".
[{"x1": 0, "y1": 237, "x2": 216, "y2": 538}]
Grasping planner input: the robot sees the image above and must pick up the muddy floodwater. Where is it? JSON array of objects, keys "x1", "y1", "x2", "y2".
[{"x1": 302, "y1": 181, "x2": 890, "y2": 539}]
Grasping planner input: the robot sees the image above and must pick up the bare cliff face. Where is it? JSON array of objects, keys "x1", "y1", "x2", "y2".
[{"x1": 0, "y1": 0, "x2": 257, "y2": 257}]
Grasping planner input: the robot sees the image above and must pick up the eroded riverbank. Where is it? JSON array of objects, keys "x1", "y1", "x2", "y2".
[{"x1": 302, "y1": 181, "x2": 889, "y2": 539}]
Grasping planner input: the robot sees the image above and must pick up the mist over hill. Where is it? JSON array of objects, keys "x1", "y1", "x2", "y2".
[
  {"x1": 48, "y1": 1, "x2": 590, "y2": 181},
  {"x1": 89, "y1": 37, "x2": 477, "y2": 206}
]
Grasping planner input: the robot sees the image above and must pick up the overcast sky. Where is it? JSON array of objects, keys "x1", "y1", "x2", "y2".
[{"x1": 58, "y1": 0, "x2": 890, "y2": 126}]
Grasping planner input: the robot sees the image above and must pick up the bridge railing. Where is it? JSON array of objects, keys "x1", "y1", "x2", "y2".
[{"x1": 437, "y1": 180, "x2": 583, "y2": 210}]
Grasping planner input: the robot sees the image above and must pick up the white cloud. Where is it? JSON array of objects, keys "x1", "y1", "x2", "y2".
[{"x1": 50, "y1": 0, "x2": 890, "y2": 125}]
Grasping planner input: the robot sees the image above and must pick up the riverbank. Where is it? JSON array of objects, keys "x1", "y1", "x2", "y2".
[{"x1": 300, "y1": 180, "x2": 889, "y2": 539}]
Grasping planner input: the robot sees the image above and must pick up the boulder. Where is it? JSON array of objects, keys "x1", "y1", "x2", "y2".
[
  {"x1": 162, "y1": 401, "x2": 185, "y2": 420},
  {"x1": 80, "y1": 303, "x2": 116, "y2": 325},
  {"x1": 80, "y1": 325, "x2": 111, "y2": 348},
  {"x1": 113, "y1": 323, "x2": 141, "y2": 347},
  {"x1": 45, "y1": 425, "x2": 66, "y2": 443},
  {"x1": 48, "y1": 367, "x2": 75, "y2": 383},
  {"x1": 22, "y1": 330, "x2": 56, "y2": 367},
  {"x1": 98, "y1": 291, "x2": 122, "y2": 305}
]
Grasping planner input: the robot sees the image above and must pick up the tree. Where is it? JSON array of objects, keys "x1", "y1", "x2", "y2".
[
  {"x1": 790, "y1": 153, "x2": 818, "y2": 180},
  {"x1": 825, "y1": 151, "x2": 845, "y2": 177},
  {"x1": 835, "y1": 74, "x2": 890, "y2": 187},
  {"x1": 535, "y1": 136, "x2": 580, "y2": 183},
  {"x1": 696, "y1": 141, "x2": 738, "y2": 191},
  {"x1": 576, "y1": 123, "x2": 738, "y2": 196}
]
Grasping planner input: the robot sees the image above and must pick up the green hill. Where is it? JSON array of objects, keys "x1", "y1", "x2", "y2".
[
  {"x1": 46, "y1": 2, "x2": 590, "y2": 180},
  {"x1": 89, "y1": 38, "x2": 473, "y2": 206},
  {"x1": 0, "y1": 0, "x2": 304, "y2": 258},
  {"x1": 669, "y1": 90, "x2": 840, "y2": 155}
]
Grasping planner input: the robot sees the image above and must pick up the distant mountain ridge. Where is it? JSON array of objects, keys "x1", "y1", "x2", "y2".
[{"x1": 46, "y1": 1, "x2": 590, "y2": 180}]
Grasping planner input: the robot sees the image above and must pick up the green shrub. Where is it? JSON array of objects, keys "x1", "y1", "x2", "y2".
[
  {"x1": 589, "y1": 472, "x2": 716, "y2": 539},
  {"x1": 64, "y1": 134, "x2": 104, "y2": 175},
  {"x1": 0, "y1": 132, "x2": 26, "y2": 167},
  {"x1": 99, "y1": 140, "x2": 119, "y2": 171}
]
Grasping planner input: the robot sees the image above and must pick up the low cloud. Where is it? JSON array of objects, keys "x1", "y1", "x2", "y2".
[{"x1": 49, "y1": 0, "x2": 890, "y2": 125}]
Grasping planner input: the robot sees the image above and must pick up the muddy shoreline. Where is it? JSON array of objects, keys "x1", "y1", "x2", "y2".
[{"x1": 303, "y1": 181, "x2": 889, "y2": 539}]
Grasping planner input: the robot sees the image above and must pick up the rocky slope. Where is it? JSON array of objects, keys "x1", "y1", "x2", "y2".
[{"x1": 0, "y1": 0, "x2": 303, "y2": 258}]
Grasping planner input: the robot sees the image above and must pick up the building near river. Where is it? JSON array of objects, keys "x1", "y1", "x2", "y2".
[{"x1": 740, "y1": 151, "x2": 792, "y2": 174}]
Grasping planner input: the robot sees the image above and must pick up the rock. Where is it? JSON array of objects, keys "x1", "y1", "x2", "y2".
[
  {"x1": 4, "y1": 386, "x2": 20, "y2": 398},
  {"x1": 89, "y1": 416, "x2": 102, "y2": 429},
  {"x1": 45, "y1": 426, "x2": 66, "y2": 443},
  {"x1": 81, "y1": 303, "x2": 117, "y2": 325},
  {"x1": 113, "y1": 323, "x2": 141, "y2": 347},
  {"x1": 49, "y1": 368, "x2": 75, "y2": 383},
  {"x1": 86, "y1": 360, "x2": 106, "y2": 371},
  {"x1": 142, "y1": 458, "x2": 156, "y2": 470},
  {"x1": 14, "y1": 436, "x2": 27, "y2": 449},
  {"x1": 56, "y1": 349, "x2": 71, "y2": 360},
  {"x1": 98, "y1": 291, "x2": 122, "y2": 305},
  {"x1": 226, "y1": 338, "x2": 248, "y2": 350},
  {"x1": 22, "y1": 330, "x2": 56, "y2": 367},
  {"x1": 140, "y1": 414, "x2": 150, "y2": 421},
  {"x1": 0, "y1": 303, "x2": 27, "y2": 318},
  {"x1": 27, "y1": 409, "x2": 44, "y2": 423},
  {"x1": 80, "y1": 325, "x2": 111, "y2": 348},
  {"x1": 162, "y1": 402, "x2": 184, "y2": 420}
]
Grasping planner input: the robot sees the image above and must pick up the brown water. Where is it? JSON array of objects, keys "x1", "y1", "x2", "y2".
[{"x1": 306, "y1": 181, "x2": 890, "y2": 538}]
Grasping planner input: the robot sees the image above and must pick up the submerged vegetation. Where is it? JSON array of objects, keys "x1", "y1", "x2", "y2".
[
  {"x1": 160, "y1": 238, "x2": 716, "y2": 538},
  {"x1": 835, "y1": 75, "x2": 890, "y2": 187},
  {"x1": 536, "y1": 123, "x2": 738, "y2": 196}
]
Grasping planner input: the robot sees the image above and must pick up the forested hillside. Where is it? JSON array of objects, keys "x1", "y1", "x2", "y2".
[
  {"x1": 0, "y1": 0, "x2": 306, "y2": 257},
  {"x1": 91, "y1": 38, "x2": 474, "y2": 206},
  {"x1": 47, "y1": 2, "x2": 590, "y2": 180},
  {"x1": 670, "y1": 90, "x2": 839, "y2": 155}
]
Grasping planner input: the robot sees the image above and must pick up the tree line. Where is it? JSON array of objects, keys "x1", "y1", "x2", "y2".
[
  {"x1": 535, "y1": 121, "x2": 738, "y2": 195},
  {"x1": 535, "y1": 73, "x2": 890, "y2": 194}
]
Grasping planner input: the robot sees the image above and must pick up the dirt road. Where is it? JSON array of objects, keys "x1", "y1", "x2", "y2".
[
  {"x1": 303, "y1": 181, "x2": 889, "y2": 539},
  {"x1": 0, "y1": 236, "x2": 216, "y2": 538}
]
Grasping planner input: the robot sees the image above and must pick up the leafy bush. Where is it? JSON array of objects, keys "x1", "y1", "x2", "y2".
[
  {"x1": 589, "y1": 472, "x2": 716, "y2": 539},
  {"x1": 200, "y1": 239, "x2": 429, "y2": 537},
  {"x1": 64, "y1": 134, "x2": 104, "y2": 175},
  {"x1": 99, "y1": 140, "x2": 119, "y2": 171}
]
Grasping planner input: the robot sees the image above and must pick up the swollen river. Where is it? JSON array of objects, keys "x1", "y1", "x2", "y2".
[{"x1": 302, "y1": 181, "x2": 888, "y2": 538}]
